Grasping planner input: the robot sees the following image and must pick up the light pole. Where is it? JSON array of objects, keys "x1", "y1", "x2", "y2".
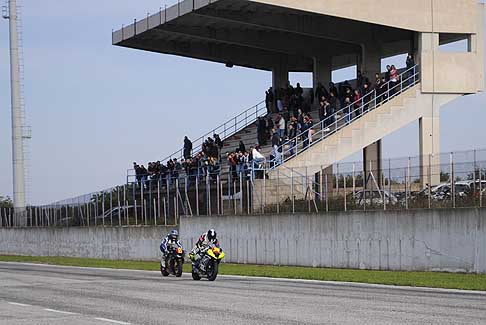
[{"x1": 3, "y1": 0, "x2": 26, "y2": 224}]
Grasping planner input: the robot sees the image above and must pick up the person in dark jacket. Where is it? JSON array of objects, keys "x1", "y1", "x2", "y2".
[
  {"x1": 406, "y1": 54, "x2": 415, "y2": 85},
  {"x1": 238, "y1": 140, "x2": 246, "y2": 153},
  {"x1": 183, "y1": 136, "x2": 192, "y2": 160},
  {"x1": 257, "y1": 117, "x2": 267, "y2": 146}
]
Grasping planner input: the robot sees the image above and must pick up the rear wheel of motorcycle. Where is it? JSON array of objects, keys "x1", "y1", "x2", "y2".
[
  {"x1": 160, "y1": 264, "x2": 169, "y2": 277},
  {"x1": 176, "y1": 260, "x2": 183, "y2": 277},
  {"x1": 207, "y1": 261, "x2": 219, "y2": 281}
]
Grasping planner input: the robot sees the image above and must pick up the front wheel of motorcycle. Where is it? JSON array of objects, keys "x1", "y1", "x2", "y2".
[
  {"x1": 176, "y1": 260, "x2": 183, "y2": 278},
  {"x1": 207, "y1": 260, "x2": 219, "y2": 282},
  {"x1": 160, "y1": 264, "x2": 169, "y2": 277}
]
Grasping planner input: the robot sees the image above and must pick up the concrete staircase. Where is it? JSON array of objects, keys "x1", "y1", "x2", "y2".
[{"x1": 270, "y1": 83, "x2": 459, "y2": 178}]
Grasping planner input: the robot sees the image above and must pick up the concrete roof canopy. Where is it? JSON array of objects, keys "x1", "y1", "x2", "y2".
[{"x1": 112, "y1": 0, "x2": 422, "y2": 72}]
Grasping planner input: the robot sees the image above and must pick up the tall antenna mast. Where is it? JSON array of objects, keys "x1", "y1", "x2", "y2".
[{"x1": 3, "y1": 0, "x2": 27, "y2": 222}]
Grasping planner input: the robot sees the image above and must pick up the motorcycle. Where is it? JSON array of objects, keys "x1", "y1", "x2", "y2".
[
  {"x1": 191, "y1": 245, "x2": 225, "y2": 281},
  {"x1": 160, "y1": 246, "x2": 185, "y2": 277}
]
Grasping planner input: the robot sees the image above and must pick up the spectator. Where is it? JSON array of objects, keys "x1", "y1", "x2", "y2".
[
  {"x1": 214, "y1": 134, "x2": 223, "y2": 150},
  {"x1": 329, "y1": 82, "x2": 338, "y2": 99},
  {"x1": 277, "y1": 114, "x2": 286, "y2": 139},
  {"x1": 385, "y1": 65, "x2": 391, "y2": 82},
  {"x1": 265, "y1": 87, "x2": 274, "y2": 113},
  {"x1": 343, "y1": 97, "x2": 352, "y2": 123},
  {"x1": 238, "y1": 140, "x2": 246, "y2": 153},
  {"x1": 257, "y1": 117, "x2": 267, "y2": 146},
  {"x1": 301, "y1": 116, "x2": 311, "y2": 148},
  {"x1": 406, "y1": 54, "x2": 415, "y2": 85},
  {"x1": 353, "y1": 89, "x2": 362, "y2": 117},
  {"x1": 183, "y1": 136, "x2": 192, "y2": 160},
  {"x1": 362, "y1": 82, "x2": 372, "y2": 111},
  {"x1": 315, "y1": 82, "x2": 329, "y2": 104},
  {"x1": 389, "y1": 65, "x2": 399, "y2": 96},
  {"x1": 133, "y1": 162, "x2": 142, "y2": 186},
  {"x1": 251, "y1": 146, "x2": 265, "y2": 178},
  {"x1": 140, "y1": 165, "x2": 148, "y2": 186},
  {"x1": 266, "y1": 115, "x2": 274, "y2": 140}
]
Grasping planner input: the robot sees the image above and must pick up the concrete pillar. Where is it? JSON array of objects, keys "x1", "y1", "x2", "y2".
[
  {"x1": 418, "y1": 32, "x2": 439, "y2": 93},
  {"x1": 313, "y1": 56, "x2": 332, "y2": 90},
  {"x1": 360, "y1": 44, "x2": 382, "y2": 189},
  {"x1": 363, "y1": 140, "x2": 382, "y2": 189},
  {"x1": 359, "y1": 42, "x2": 382, "y2": 80},
  {"x1": 272, "y1": 58, "x2": 289, "y2": 90},
  {"x1": 419, "y1": 94, "x2": 446, "y2": 188}
]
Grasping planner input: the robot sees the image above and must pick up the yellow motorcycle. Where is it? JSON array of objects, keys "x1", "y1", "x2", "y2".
[{"x1": 190, "y1": 245, "x2": 225, "y2": 281}]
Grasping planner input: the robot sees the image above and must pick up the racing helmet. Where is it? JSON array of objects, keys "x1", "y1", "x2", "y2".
[
  {"x1": 207, "y1": 229, "x2": 217, "y2": 241},
  {"x1": 169, "y1": 229, "x2": 179, "y2": 240}
]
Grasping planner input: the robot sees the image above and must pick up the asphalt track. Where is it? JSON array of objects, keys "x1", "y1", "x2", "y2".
[{"x1": 0, "y1": 262, "x2": 485, "y2": 324}]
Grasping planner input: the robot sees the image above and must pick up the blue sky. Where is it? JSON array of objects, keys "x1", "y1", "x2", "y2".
[{"x1": 1, "y1": 0, "x2": 485, "y2": 205}]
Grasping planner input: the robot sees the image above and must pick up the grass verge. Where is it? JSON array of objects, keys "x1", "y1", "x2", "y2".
[{"x1": 1, "y1": 255, "x2": 485, "y2": 291}]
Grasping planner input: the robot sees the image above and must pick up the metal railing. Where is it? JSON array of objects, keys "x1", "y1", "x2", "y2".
[
  {"x1": 126, "y1": 99, "x2": 267, "y2": 181},
  {"x1": 266, "y1": 65, "x2": 420, "y2": 171}
]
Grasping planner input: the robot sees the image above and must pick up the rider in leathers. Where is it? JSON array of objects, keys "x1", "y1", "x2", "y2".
[
  {"x1": 160, "y1": 229, "x2": 183, "y2": 268},
  {"x1": 189, "y1": 229, "x2": 219, "y2": 265}
]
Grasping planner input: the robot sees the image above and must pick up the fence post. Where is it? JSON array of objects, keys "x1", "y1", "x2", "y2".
[
  {"x1": 239, "y1": 172, "x2": 243, "y2": 214},
  {"x1": 247, "y1": 179, "x2": 250, "y2": 215},
  {"x1": 276, "y1": 169, "x2": 280, "y2": 214},
  {"x1": 325, "y1": 174, "x2": 329, "y2": 212},
  {"x1": 234, "y1": 181, "x2": 237, "y2": 215},
  {"x1": 216, "y1": 174, "x2": 220, "y2": 215},
  {"x1": 157, "y1": 180, "x2": 161, "y2": 224},
  {"x1": 428, "y1": 154, "x2": 432, "y2": 209},
  {"x1": 263, "y1": 169, "x2": 266, "y2": 214},
  {"x1": 405, "y1": 161, "x2": 409, "y2": 210},
  {"x1": 207, "y1": 174, "x2": 211, "y2": 216},
  {"x1": 343, "y1": 171, "x2": 347, "y2": 212},
  {"x1": 291, "y1": 168, "x2": 295, "y2": 214},
  {"x1": 451, "y1": 152, "x2": 455, "y2": 208},
  {"x1": 102, "y1": 192, "x2": 106, "y2": 226},
  {"x1": 196, "y1": 177, "x2": 199, "y2": 216},
  {"x1": 163, "y1": 197, "x2": 167, "y2": 225},
  {"x1": 110, "y1": 190, "x2": 113, "y2": 226},
  {"x1": 220, "y1": 175, "x2": 224, "y2": 215},
  {"x1": 383, "y1": 173, "x2": 386, "y2": 211},
  {"x1": 134, "y1": 199, "x2": 138, "y2": 225},
  {"x1": 480, "y1": 162, "x2": 483, "y2": 208}
]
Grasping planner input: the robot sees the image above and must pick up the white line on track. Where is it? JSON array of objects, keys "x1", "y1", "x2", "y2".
[
  {"x1": 95, "y1": 317, "x2": 131, "y2": 324},
  {"x1": 43, "y1": 308, "x2": 78, "y2": 315},
  {"x1": 7, "y1": 302, "x2": 31, "y2": 307}
]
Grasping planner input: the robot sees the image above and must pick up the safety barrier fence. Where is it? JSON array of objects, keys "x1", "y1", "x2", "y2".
[{"x1": 2, "y1": 149, "x2": 486, "y2": 228}]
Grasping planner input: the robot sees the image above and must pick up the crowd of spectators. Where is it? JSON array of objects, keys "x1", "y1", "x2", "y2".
[
  {"x1": 132, "y1": 56, "x2": 415, "y2": 183},
  {"x1": 133, "y1": 132, "x2": 267, "y2": 185},
  {"x1": 260, "y1": 55, "x2": 415, "y2": 164}
]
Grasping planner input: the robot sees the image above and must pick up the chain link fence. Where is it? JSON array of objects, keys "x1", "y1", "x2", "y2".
[{"x1": 2, "y1": 149, "x2": 485, "y2": 228}]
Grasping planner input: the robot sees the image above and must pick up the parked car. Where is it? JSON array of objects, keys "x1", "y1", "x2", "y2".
[{"x1": 409, "y1": 180, "x2": 486, "y2": 202}]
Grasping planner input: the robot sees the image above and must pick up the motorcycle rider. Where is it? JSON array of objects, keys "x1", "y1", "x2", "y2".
[
  {"x1": 160, "y1": 229, "x2": 183, "y2": 268},
  {"x1": 189, "y1": 229, "x2": 219, "y2": 265}
]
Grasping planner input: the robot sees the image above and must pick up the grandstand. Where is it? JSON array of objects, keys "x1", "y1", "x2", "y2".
[{"x1": 112, "y1": 0, "x2": 484, "y2": 211}]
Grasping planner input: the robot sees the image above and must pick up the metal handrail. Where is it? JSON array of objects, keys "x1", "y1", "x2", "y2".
[
  {"x1": 162, "y1": 99, "x2": 267, "y2": 163},
  {"x1": 127, "y1": 99, "x2": 267, "y2": 179},
  {"x1": 266, "y1": 65, "x2": 420, "y2": 171}
]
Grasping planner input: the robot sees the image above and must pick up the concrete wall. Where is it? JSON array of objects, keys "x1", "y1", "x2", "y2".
[
  {"x1": 2, "y1": 209, "x2": 485, "y2": 273},
  {"x1": 0, "y1": 226, "x2": 172, "y2": 260},
  {"x1": 180, "y1": 209, "x2": 486, "y2": 273}
]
